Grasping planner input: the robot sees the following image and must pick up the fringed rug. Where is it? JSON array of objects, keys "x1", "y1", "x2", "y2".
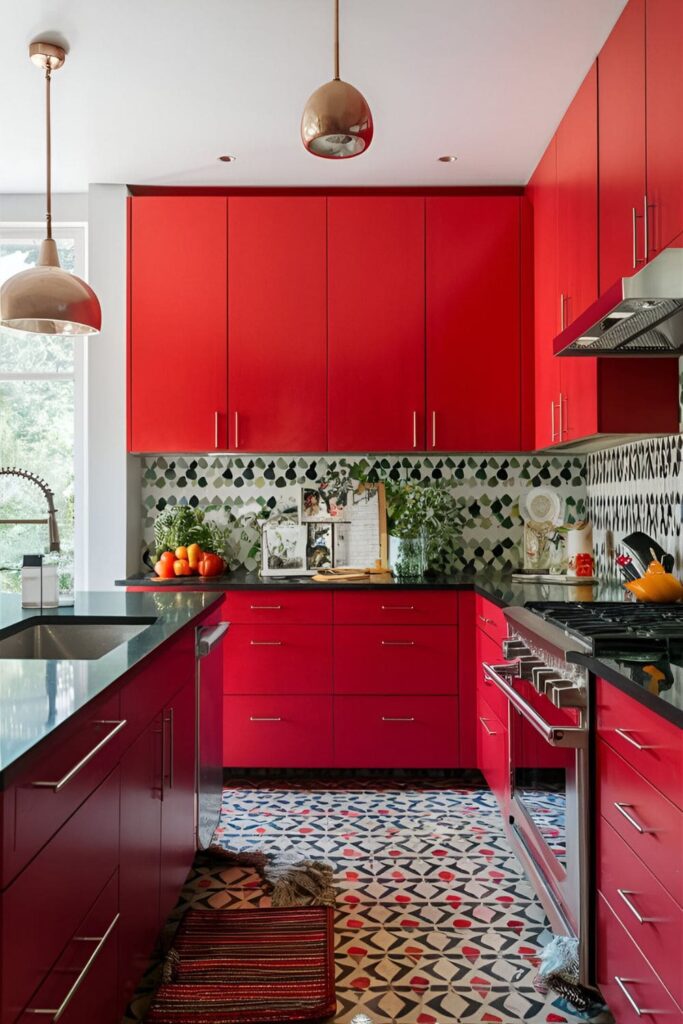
[
  {"x1": 205, "y1": 844, "x2": 336, "y2": 908},
  {"x1": 146, "y1": 908, "x2": 336, "y2": 1023}
]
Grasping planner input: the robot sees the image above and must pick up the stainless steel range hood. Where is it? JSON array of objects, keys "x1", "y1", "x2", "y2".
[{"x1": 554, "y1": 244, "x2": 683, "y2": 356}]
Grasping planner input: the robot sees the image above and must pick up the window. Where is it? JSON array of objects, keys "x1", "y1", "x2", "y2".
[{"x1": 0, "y1": 224, "x2": 87, "y2": 593}]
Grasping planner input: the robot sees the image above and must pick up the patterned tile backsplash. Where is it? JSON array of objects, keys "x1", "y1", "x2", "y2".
[
  {"x1": 140, "y1": 453, "x2": 587, "y2": 574},
  {"x1": 586, "y1": 434, "x2": 682, "y2": 580}
]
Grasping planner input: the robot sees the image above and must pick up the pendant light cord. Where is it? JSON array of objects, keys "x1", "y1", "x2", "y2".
[
  {"x1": 45, "y1": 66, "x2": 52, "y2": 240},
  {"x1": 334, "y1": 0, "x2": 340, "y2": 80}
]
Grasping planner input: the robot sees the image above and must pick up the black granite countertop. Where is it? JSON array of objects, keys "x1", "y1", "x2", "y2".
[
  {"x1": 0, "y1": 590, "x2": 223, "y2": 782},
  {"x1": 117, "y1": 568, "x2": 681, "y2": 724}
]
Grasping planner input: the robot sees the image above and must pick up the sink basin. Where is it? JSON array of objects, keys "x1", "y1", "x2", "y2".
[{"x1": 0, "y1": 618, "x2": 155, "y2": 660}]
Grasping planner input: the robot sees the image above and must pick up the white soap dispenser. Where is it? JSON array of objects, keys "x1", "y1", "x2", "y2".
[{"x1": 21, "y1": 554, "x2": 59, "y2": 609}]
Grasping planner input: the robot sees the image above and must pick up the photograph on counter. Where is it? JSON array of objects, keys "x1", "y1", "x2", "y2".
[
  {"x1": 261, "y1": 521, "x2": 307, "y2": 576},
  {"x1": 306, "y1": 523, "x2": 333, "y2": 570},
  {"x1": 302, "y1": 485, "x2": 349, "y2": 522}
]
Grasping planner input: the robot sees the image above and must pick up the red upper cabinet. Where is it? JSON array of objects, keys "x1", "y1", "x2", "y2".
[
  {"x1": 228, "y1": 198, "x2": 327, "y2": 452},
  {"x1": 129, "y1": 197, "x2": 228, "y2": 453},
  {"x1": 327, "y1": 197, "x2": 425, "y2": 452},
  {"x1": 528, "y1": 138, "x2": 562, "y2": 449},
  {"x1": 426, "y1": 196, "x2": 522, "y2": 451},
  {"x1": 598, "y1": 0, "x2": 647, "y2": 289},
  {"x1": 646, "y1": 0, "x2": 683, "y2": 256}
]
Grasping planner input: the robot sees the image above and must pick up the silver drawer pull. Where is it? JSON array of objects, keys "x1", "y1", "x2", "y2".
[
  {"x1": 250, "y1": 640, "x2": 283, "y2": 646},
  {"x1": 479, "y1": 716, "x2": 497, "y2": 737},
  {"x1": 381, "y1": 640, "x2": 415, "y2": 646},
  {"x1": 382, "y1": 716, "x2": 415, "y2": 722},
  {"x1": 614, "y1": 802, "x2": 654, "y2": 835},
  {"x1": 381, "y1": 605, "x2": 415, "y2": 611},
  {"x1": 614, "y1": 976, "x2": 659, "y2": 1017},
  {"x1": 250, "y1": 716, "x2": 282, "y2": 722},
  {"x1": 250, "y1": 605, "x2": 282, "y2": 610},
  {"x1": 614, "y1": 728, "x2": 654, "y2": 751},
  {"x1": 26, "y1": 912, "x2": 119, "y2": 1020},
  {"x1": 617, "y1": 889, "x2": 656, "y2": 925},
  {"x1": 31, "y1": 720, "x2": 127, "y2": 792},
  {"x1": 478, "y1": 615, "x2": 494, "y2": 625}
]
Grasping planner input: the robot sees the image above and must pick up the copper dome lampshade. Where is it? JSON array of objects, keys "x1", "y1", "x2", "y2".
[
  {"x1": 0, "y1": 42, "x2": 101, "y2": 336},
  {"x1": 301, "y1": 0, "x2": 373, "y2": 159}
]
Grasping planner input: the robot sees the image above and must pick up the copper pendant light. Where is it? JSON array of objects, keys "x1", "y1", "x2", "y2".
[
  {"x1": 301, "y1": 0, "x2": 373, "y2": 159},
  {"x1": 0, "y1": 42, "x2": 101, "y2": 336}
]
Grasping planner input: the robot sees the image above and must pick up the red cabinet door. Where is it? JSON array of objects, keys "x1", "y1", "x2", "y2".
[
  {"x1": 528, "y1": 138, "x2": 561, "y2": 449},
  {"x1": 556, "y1": 64, "x2": 599, "y2": 441},
  {"x1": 129, "y1": 196, "x2": 228, "y2": 453},
  {"x1": 159, "y1": 679, "x2": 197, "y2": 926},
  {"x1": 118, "y1": 719, "x2": 162, "y2": 1011},
  {"x1": 228, "y1": 197, "x2": 327, "y2": 452},
  {"x1": 598, "y1": 0, "x2": 647, "y2": 290},
  {"x1": 426, "y1": 196, "x2": 521, "y2": 451},
  {"x1": 327, "y1": 197, "x2": 425, "y2": 452},
  {"x1": 646, "y1": 0, "x2": 683, "y2": 256}
]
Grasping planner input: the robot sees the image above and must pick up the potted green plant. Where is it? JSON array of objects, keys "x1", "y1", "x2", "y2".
[{"x1": 385, "y1": 479, "x2": 465, "y2": 579}]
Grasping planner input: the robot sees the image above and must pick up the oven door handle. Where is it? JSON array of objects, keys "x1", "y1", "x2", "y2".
[{"x1": 482, "y1": 662, "x2": 587, "y2": 749}]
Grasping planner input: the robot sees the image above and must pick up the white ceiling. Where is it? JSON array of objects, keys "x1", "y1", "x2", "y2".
[{"x1": 0, "y1": 0, "x2": 626, "y2": 193}]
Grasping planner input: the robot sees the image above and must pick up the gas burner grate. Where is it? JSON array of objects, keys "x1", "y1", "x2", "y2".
[{"x1": 526, "y1": 602, "x2": 683, "y2": 647}]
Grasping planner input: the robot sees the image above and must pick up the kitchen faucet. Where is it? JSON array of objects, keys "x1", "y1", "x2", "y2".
[{"x1": 0, "y1": 467, "x2": 60, "y2": 553}]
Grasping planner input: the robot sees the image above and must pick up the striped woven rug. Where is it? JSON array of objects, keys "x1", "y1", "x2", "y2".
[{"x1": 146, "y1": 908, "x2": 336, "y2": 1023}]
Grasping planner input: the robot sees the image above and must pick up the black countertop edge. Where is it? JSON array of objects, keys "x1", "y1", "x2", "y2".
[
  {"x1": 569, "y1": 651, "x2": 683, "y2": 730},
  {"x1": 0, "y1": 590, "x2": 225, "y2": 784}
]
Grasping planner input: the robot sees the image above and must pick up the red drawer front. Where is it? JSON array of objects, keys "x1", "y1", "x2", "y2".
[
  {"x1": 334, "y1": 696, "x2": 458, "y2": 768},
  {"x1": 223, "y1": 624, "x2": 333, "y2": 694},
  {"x1": 222, "y1": 591, "x2": 332, "y2": 624},
  {"x1": 223, "y1": 695, "x2": 333, "y2": 767},
  {"x1": 476, "y1": 630, "x2": 508, "y2": 725},
  {"x1": 597, "y1": 677, "x2": 682, "y2": 811},
  {"x1": 477, "y1": 692, "x2": 509, "y2": 811},
  {"x1": 597, "y1": 893, "x2": 681, "y2": 1024},
  {"x1": 334, "y1": 625, "x2": 458, "y2": 695},
  {"x1": 598, "y1": 739, "x2": 683, "y2": 907},
  {"x1": 598, "y1": 816, "x2": 683, "y2": 1007},
  {"x1": 1, "y1": 769, "x2": 120, "y2": 1024},
  {"x1": 120, "y1": 626, "x2": 197, "y2": 743},
  {"x1": 333, "y1": 590, "x2": 458, "y2": 625},
  {"x1": 475, "y1": 594, "x2": 508, "y2": 646},
  {"x1": 17, "y1": 871, "x2": 119, "y2": 1024},
  {"x1": 2, "y1": 689, "x2": 124, "y2": 889}
]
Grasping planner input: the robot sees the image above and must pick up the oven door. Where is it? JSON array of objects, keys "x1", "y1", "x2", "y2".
[{"x1": 482, "y1": 662, "x2": 590, "y2": 980}]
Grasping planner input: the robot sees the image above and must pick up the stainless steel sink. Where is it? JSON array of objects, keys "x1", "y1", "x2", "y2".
[{"x1": 0, "y1": 619, "x2": 155, "y2": 660}]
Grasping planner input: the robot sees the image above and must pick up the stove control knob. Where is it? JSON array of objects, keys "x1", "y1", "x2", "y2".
[
  {"x1": 517, "y1": 655, "x2": 544, "y2": 678},
  {"x1": 550, "y1": 681, "x2": 587, "y2": 709},
  {"x1": 532, "y1": 666, "x2": 560, "y2": 694},
  {"x1": 502, "y1": 639, "x2": 529, "y2": 660}
]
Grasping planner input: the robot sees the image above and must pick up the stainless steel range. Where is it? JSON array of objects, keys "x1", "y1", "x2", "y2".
[{"x1": 482, "y1": 606, "x2": 591, "y2": 981}]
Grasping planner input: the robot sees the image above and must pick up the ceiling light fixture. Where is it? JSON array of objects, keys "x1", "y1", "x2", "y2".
[
  {"x1": 0, "y1": 41, "x2": 101, "y2": 336},
  {"x1": 301, "y1": 0, "x2": 373, "y2": 159},
  {"x1": 218, "y1": 155, "x2": 236, "y2": 162},
  {"x1": 438, "y1": 155, "x2": 458, "y2": 163}
]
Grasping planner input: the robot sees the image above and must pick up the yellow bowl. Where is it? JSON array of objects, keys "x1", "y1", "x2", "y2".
[{"x1": 625, "y1": 573, "x2": 683, "y2": 602}]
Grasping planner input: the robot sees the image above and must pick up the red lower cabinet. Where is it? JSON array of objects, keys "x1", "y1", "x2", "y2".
[
  {"x1": 597, "y1": 893, "x2": 681, "y2": 1023},
  {"x1": 159, "y1": 680, "x2": 197, "y2": 930},
  {"x1": 223, "y1": 695, "x2": 333, "y2": 768},
  {"x1": 476, "y1": 693, "x2": 509, "y2": 811},
  {"x1": 224, "y1": 624, "x2": 333, "y2": 695},
  {"x1": 334, "y1": 625, "x2": 458, "y2": 696},
  {"x1": 334, "y1": 696, "x2": 459, "y2": 769}
]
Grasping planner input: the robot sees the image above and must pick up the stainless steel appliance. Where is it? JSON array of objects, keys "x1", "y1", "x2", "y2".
[
  {"x1": 553, "y1": 242, "x2": 683, "y2": 356},
  {"x1": 482, "y1": 607, "x2": 591, "y2": 982},
  {"x1": 196, "y1": 621, "x2": 229, "y2": 850}
]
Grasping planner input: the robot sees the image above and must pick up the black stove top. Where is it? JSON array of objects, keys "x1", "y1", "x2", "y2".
[{"x1": 527, "y1": 601, "x2": 683, "y2": 651}]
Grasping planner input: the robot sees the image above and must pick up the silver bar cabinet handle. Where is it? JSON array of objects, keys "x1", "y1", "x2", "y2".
[
  {"x1": 250, "y1": 716, "x2": 282, "y2": 722},
  {"x1": 250, "y1": 640, "x2": 283, "y2": 646},
  {"x1": 381, "y1": 640, "x2": 415, "y2": 646},
  {"x1": 26, "y1": 913, "x2": 120, "y2": 1020},
  {"x1": 479, "y1": 716, "x2": 497, "y2": 737},
  {"x1": 167, "y1": 706, "x2": 174, "y2": 790},
  {"x1": 382, "y1": 716, "x2": 415, "y2": 722},
  {"x1": 615, "y1": 728, "x2": 653, "y2": 751},
  {"x1": 643, "y1": 193, "x2": 649, "y2": 261},
  {"x1": 250, "y1": 605, "x2": 282, "y2": 611},
  {"x1": 614, "y1": 802, "x2": 653, "y2": 835},
  {"x1": 559, "y1": 391, "x2": 565, "y2": 439},
  {"x1": 551, "y1": 400, "x2": 557, "y2": 442},
  {"x1": 617, "y1": 889, "x2": 655, "y2": 925},
  {"x1": 560, "y1": 293, "x2": 565, "y2": 331},
  {"x1": 614, "y1": 975, "x2": 658, "y2": 1017},
  {"x1": 478, "y1": 615, "x2": 494, "y2": 625},
  {"x1": 214, "y1": 410, "x2": 219, "y2": 448},
  {"x1": 431, "y1": 410, "x2": 436, "y2": 449},
  {"x1": 381, "y1": 605, "x2": 415, "y2": 611},
  {"x1": 31, "y1": 720, "x2": 127, "y2": 792},
  {"x1": 412, "y1": 410, "x2": 417, "y2": 449},
  {"x1": 234, "y1": 411, "x2": 239, "y2": 448}
]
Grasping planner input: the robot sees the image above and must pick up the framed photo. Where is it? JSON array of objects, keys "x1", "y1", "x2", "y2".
[
  {"x1": 302, "y1": 485, "x2": 350, "y2": 523},
  {"x1": 261, "y1": 521, "x2": 307, "y2": 576},
  {"x1": 306, "y1": 523, "x2": 333, "y2": 571}
]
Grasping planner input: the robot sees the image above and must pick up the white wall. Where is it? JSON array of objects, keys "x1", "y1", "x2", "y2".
[
  {"x1": 83, "y1": 184, "x2": 140, "y2": 589},
  {"x1": 0, "y1": 193, "x2": 88, "y2": 223}
]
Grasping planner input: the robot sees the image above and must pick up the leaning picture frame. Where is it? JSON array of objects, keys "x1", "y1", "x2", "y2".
[{"x1": 261, "y1": 520, "x2": 308, "y2": 577}]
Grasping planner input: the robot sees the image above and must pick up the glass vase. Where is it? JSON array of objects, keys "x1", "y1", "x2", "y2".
[{"x1": 390, "y1": 532, "x2": 427, "y2": 580}]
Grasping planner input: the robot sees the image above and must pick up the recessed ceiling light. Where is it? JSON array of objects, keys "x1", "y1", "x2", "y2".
[
  {"x1": 438, "y1": 155, "x2": 457, "y2": 163},
  {"x1": 218, "y1": 154, "x2": 236, "y2": 162}
]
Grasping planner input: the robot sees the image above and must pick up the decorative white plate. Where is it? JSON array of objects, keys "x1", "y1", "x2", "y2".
[{"x1": 519, "y1": 486, "x2": 563, "y2": 526}]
